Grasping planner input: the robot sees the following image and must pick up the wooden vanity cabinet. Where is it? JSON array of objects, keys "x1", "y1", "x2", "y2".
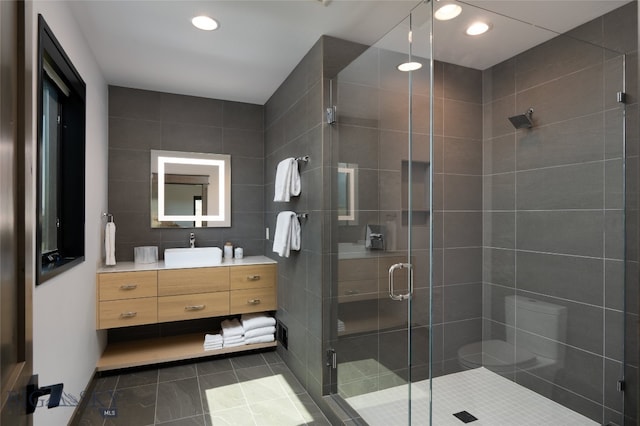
[
  {"x1": 158, "y1": 267, "x2": 229, "y2": 296},
  {"x1": 97, "y1": 271, "x2": 158, "y2": 329},
  {"x1": 158, "y1": 292, "x2": 230, "y2": 322},
  {"x1": 157, "y1": 267, "x2": 230, "y2": 322},
  {"x1": 336, "y1": 255, "x2": 410, "y2": 336},
  {"x1": 97, "y1": 263, "x2": 277, "y2": 329},
  {"x1": 95, "y1": 260, "x2": 278, "y2": 371},
  {"x1": 230, "y1": 265, "x2": 277, "y2": 313}
]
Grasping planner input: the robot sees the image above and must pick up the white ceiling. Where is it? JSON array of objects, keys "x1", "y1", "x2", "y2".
[{"x1": 67, "y1": 0, "x2": 632, "y2": 105}]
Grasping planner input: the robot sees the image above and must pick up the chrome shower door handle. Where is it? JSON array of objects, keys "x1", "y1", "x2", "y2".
[{"x1": 388, "y1": 263, "x2": 413, "y2": 301}]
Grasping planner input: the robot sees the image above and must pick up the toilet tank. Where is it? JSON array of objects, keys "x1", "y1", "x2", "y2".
[{"x1": 505, "y1": 295, "x2": 567, "y2": 360}]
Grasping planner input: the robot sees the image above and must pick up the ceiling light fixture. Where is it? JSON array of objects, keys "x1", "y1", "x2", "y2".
[
  {"x1": 434, "y1": 4, "x2": 462, "y2": 21},
  {"x1": 192, "y1": 15, "x2": 219, "y2": 31},
  {"x1": 466, "y1": 21, "x2": 490, "y2": 36},
  {"x1": 397, "y1": 61, "x2": 423, "y2": 72}
]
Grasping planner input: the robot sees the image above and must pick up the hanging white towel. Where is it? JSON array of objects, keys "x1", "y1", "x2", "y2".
[
  {"x1": 105, "y1": 222, "x2": 116, "y2": 266},
  {"x1": 274, "y1": 158, "x2": 301, "y2": 202},
  {"x1": 272, "y1": 211, "x2": 300, "y2": 258}
]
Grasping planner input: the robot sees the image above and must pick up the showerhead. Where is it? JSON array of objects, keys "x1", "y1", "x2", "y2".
[{"x1": 508, "y1": 108, "x2": 534, "y2": 129}]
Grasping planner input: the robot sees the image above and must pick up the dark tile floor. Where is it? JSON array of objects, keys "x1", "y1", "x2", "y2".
[{"x1": 76, "y1": 350, "x2": 330, "y2": 425}]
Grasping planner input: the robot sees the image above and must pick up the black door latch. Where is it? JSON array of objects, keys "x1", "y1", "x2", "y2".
[{"x1": 26, "y1": 375, "x2": 63, "y2": 414}]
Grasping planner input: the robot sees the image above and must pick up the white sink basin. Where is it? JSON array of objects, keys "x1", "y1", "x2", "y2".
[{"x1": 164, "y1": 247, "x2": 222, "y2": 268}]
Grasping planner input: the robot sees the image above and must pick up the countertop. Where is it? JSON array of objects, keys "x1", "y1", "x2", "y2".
[{"x1": 97, "y1": 255, "x2": 276, "y2": 273}]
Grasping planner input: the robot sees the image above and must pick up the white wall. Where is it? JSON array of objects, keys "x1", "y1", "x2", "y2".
[{"x1": 30, "y1": 2, "x2": 108, "y2": 425}]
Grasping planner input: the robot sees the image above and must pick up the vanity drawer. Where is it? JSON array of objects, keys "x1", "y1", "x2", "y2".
[
  {"x1": 230, "y1": 287, "x2": 276, "y2": 313},
  {"x1": 158, "y1": 267, "x2": 229, "y2": 296},
  {"x1": 338, "y1": 279, "x2": 379, "y2": 301},
  {"x1": 230, "y1": 264, "x2": 276, "y2": 290},
  {"x1": 98, "y1": 271, "x2": 157, "y2": 301},
  {"x1": 98, "y1": 297, "x2": 157, "y2": 329},
  {"x1": 158, "y1": 292, "x2": 230, "y2": 322},
  {"x1": 338, "y1": 258, "x2": 377, "y2": 282}
]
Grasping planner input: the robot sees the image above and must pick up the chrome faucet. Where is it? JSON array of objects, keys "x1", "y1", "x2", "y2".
[{"x1": 189, "y1": 232, "x2": 195, "y2": 248}]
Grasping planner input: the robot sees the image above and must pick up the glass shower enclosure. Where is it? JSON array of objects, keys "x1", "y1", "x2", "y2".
[{"x1": 328, "y1": 1, "x2": 633, "y2": 424}]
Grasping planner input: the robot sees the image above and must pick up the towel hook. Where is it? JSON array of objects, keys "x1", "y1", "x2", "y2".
[
  {"x1": 274, "y1": 156, "x2": 310, "y2": 170},
  {"x1": 102, "y1": 212, "x2": 114, "y2": 223},
  {"x1": 296, "y1": 212, "x2": 308, "y2": 220}
]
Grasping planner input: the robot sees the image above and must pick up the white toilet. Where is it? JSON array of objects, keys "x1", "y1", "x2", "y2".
[{"x1": 458, "y1": 295, "x2": 568, "y2": 373}]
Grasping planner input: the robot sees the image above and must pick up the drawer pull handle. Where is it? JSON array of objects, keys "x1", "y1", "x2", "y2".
[
  {"x1": 247, "y1": 299, "x2": 261, "y2": 305},
  {"x1": 345, "y1": 289, "x2": 359, "y2": 295},
  {"x1": 120, "y1": 284, "x2": 138, "y2": 290},
  {"x1": 185, "y1": 305, "x2": 206, "y2": 311},
  {"x1": 120, "y1": 311, "x2": 137, "y2": 318},
  {"x1": 247, "y1": 275, "x2": 261, "y2": 281}
]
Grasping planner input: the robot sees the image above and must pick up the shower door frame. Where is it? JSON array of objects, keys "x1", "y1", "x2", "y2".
[{"x1": 327, "y1": 1, "x2": 435, "y2": 424}]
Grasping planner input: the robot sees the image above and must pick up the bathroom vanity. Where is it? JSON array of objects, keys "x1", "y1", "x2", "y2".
[
  {"x1": 337, "y1": 246, "x2": 411, "y2": 336},
  {"x1": 95, "y1": 255, "x2": 277, "y2": 371}
]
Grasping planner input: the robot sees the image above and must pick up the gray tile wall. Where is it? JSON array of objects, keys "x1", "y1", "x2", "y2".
[
  {"x1": 263, "y1": 35, "x2": 368, "y2": 417},
  {"x1": 108, "y1": 86, "x2": 264, "y2": 261},
  {"x1": 264, "y1": 37, "x2": 325, "y2": 403},
  {"x1": 435, "y1": 60, "x2": 484, "y2": 377},
  {"x1": 482, "y1": 3, "x2": 638, "y2": 424}
]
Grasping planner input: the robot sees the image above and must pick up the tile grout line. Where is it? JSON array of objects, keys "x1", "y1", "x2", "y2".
[
  {"x1": 230, "y1": 358, "x2": 258, "y2": 426},
  {"x1": 153, "y1": 369, "x2": 159, "y2": 426},
  {"x1": 193, "y1": 363, "x2": 206, "y2": 426},
  {"x1": 262, "y1": 353, "x2": 309, "y2": 424},
  {"x1": 102, "y1": 375, "x2": 120, "y2": 426}
]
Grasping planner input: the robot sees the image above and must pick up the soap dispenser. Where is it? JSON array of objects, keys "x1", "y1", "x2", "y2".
[{"x1": 224, "y1": 242, "x2": 233, "y2": 259}]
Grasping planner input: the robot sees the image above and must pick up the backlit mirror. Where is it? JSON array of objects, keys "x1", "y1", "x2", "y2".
[
  {"x1": 338, "y1": 162, "x2": 358, "y2": 223},
  {"x1": 150, "y1": 150, "x2": 231, "y2": 228}
]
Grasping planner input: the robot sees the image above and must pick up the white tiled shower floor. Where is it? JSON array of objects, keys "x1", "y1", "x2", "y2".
[{"x1": 346, "y1": 367, "x2": 598, "y2": 425}]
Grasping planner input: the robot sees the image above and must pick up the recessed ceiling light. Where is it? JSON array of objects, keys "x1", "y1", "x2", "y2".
[
  {"x1": 466, "y1": 21, "x2": 490, "y2": 36},
  {"x1": 434, "y1": 4, "x2": 462, "y2": 21},
  {"x1": 397, "y1": 62, "x2": 423, "y2": 72},
  {"x1": 192, "y1": 15, "x2": 219, "y2": 31}
]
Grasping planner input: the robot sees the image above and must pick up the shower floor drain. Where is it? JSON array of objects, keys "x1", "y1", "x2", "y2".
[{"x1": 453, "y1": 411, "x2": 478, "y2": 423}]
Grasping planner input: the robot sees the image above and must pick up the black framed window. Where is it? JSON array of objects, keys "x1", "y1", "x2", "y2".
[{"x1": 37, "y1": 15, "x2": 86, "y2": 284}]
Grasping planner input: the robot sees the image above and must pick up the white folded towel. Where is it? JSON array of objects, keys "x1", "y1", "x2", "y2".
[
  {"x1": 274, "y1": 158, "x2": 301, "y2": 202},
  {"x1": 241, "y1": 313, "x2": 276, "y2": 331},
  {"x1": 223, "y1": 338, "x2": 246, "y2": 348},
  {"x1": 272, "y1": 211, "x2": 300, "y2": 258},
  {"x1": 244, "y1": 326, "x2": 276, "y2": 339},
  {"x1": 245, "y1": 334, "x2": 275, "y2": 344},
  {"x1": 204, "y1": 333, "x2": 223, "y2": 343},
  {"x1": 203, "y1": 332, "x2": 223, "y2": 350},
  {"x1": 105, "y1": 222, "x2": 116, "y2": 266},
  {"x1": 221, "y1": 318, "x2": 244, "y2": 337},
  {"x1": 203, "y1": 343, "x2": 223, "y2": 350},
  {"x1": 223, "y1": 335, "x2": 245, "y2": 344}
]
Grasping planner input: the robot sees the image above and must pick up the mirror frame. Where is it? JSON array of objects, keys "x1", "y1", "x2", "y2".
[{"x1": 150, "y1": 150, "x2": 231, "y2": 228}]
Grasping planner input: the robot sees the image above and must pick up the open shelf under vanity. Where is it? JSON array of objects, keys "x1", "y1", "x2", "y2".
[{"x1": 97, "y1": 333, "x2": 276, "y2": 371}]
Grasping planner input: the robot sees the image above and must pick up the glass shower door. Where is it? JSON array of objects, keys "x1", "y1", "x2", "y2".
[{"x1": 332, "y1": 2, "x2": 433, "y2": 424}]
